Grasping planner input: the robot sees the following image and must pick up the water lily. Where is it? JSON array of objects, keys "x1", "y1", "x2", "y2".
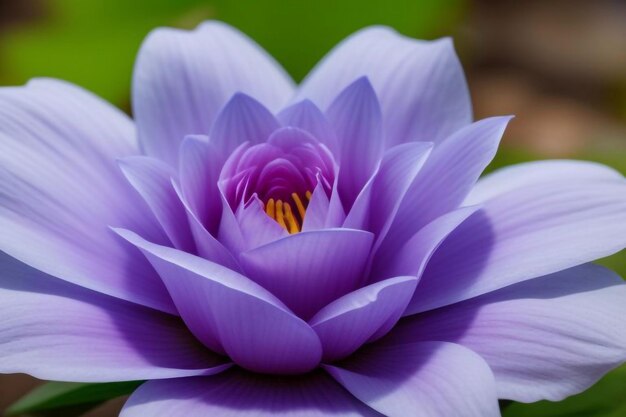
[{"x1": 1, "y1": 21, "x2": 625, "y2": 417}]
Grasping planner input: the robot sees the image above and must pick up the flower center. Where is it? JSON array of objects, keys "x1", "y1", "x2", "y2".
[
  {"x1": 264, "y1": 191, "x2": 312, "y2": 234},
  {"x1": 220, "y1": 127, "x2": 335, "y2": 234}
]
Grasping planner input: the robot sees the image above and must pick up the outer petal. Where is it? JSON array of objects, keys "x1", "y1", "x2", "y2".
[
  {"x1": 390, "y1": 264, "x2": 626, "y2": 402},
  {"x1": 133, "y1": 21, "x2": 294, "y2": 166},
  {"x1": 239, "y1": 229, "x2": 375, "y2": 320},
  {"x1": 297, "y1": 27, "x2": 472, "y2": 147},
  {"x1": 377, "y1": 116, "x2": 511, "y2": 266},
  {"x1": 0, "y1": 254, "x2": 229, "y2": 382},
  {"x1": 310, "y1": 276, "x2": 417, "y2": 362},
  {"x1": 325, "y1": 342, "x2": 500, "y2": 417},
  {"x1": 119, "y1": 156, "x2": 195, "y2": 252},
  {"x1": 326, "y1": 77, "x2": 384, "y2": 207},
  {"x1": 0, "y1": 78, "x2": 174, "y2": 313},
  {"x1": 121, "y1": 369, "x2": 381, "y2": 416},
  {"x1": 408, "y1": 180, "x2": 626, "y2": 314},
  {"x1": 465, "y1": 159, "x2": 624, "y2": 205},
  {"x1": 116, "y1": 229, "x2": 322, "y2": 375}
]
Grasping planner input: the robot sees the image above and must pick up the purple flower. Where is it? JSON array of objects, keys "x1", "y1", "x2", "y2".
[{"x1": 1, "y1": 21, "x2": 626, "y2": 417}]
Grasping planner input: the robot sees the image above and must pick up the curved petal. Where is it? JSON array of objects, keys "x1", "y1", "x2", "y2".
[
  {"x1": 326, "y1": 77, "x2": 384, "y2": 207},
  {"x1": 326, "y1": 175, "x2": 347, "y2": 227},
  {"x1": 133, "y1": 21, "x2": 294, "y2": 166},
  {"x1": 210, "y1": 93, "x2": 280, "y2": 159},
  {"x1": 116, "y1": 229, "x2": 322, "y2": 375},
  {"x1": 119, "y1": 156, "x2": 195, "y2": 252},
  {"x1": 465, "y1": 159, "x2": 624, "y2": 205},
  {"x1": 371, "y1": 206, "x2": 480, "y2": 283},
  {"x1": 178, "y1": 135, "x2": 222, "y2": 234},
  {"x1": 390, "y1": 264, "x2": 626, "y2": 402},
  {"x1": 121, "y1": 369, "x2": 381, "y2": 416},
  {"x1": 310, "y1": 276, "x2": 417, "y2": 362},
  {"x1": 325, "y1": 341, "x2": 499, "y2": 417},
  {"x1": 297, "y1": 27, "x2": 472, "y2": 148},
  {"x1": 0, "y1": 253, "x2": 229, "y2": 382},
  {"x1": 377, "y1": 116, "x2": 511, "y2": 265},
  {"x1": 344, "y1": 142, "x2": 433, "y2": 248},
  {"x1": 171, "y1": 181, "x2": 241, "y2": 271},
  {"x1": 239, "y1": 229, "x2": 375, "y2": 320},
  {"x1": 0, "y1": 78, "x2": 174, "y2": 314},
  {"x1": 235, "y1": 197, "x2": 288, "y2": 251},
  {"x1": 277, "y1": 99, "x2": 336, "y2": 149},
  {"x1": 217, "y1": 190, "x2": 248, "y2": 254},
  {"x1": 301, "y1": 179, "x2": 331, "y2": 231},
  {"x1": 408, "y1": 179, "x2": 626, "y2": 314}
]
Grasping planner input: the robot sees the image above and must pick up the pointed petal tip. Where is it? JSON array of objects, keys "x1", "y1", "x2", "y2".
[
  {"x1": 348, "y1": 75, "x2": 375, "y2": 92},
  {"x1": 219, "y1": 91, "x2": 264, "y2": 113},
  {"x1": 469, "y1": 114, "x2": 514, "y2": 137}
]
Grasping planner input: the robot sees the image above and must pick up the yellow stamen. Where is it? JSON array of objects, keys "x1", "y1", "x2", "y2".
[
  {"x1": 283, "y1": 202, "x2": 300, "y2": 234},
  {"x1": 265, "y1": 198, "x2": 275, "y2": 219},
  {"x1": 263, "y1": 191, "x2": 312, "y2": 234},
  {"x1": 291, "y1": 193, "x2": 307, "y2": 221},
  {"x1": 275, "y1": 200, "x2": 288, "y2": 231}
]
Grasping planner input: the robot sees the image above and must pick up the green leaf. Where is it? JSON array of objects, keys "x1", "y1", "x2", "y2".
[
  {"x1": 502, "y1": 365, "x2": 626, "y2": 417},
  {"x1": 5, "y1": 380, "x2": 143, "y2": 416}
]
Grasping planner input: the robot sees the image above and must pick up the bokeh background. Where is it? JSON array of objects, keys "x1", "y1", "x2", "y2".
[{"x1": 1, "y1": 0, "x2": 625, "y2": 416}]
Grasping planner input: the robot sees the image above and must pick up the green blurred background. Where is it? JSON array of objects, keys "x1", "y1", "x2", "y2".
[{"x1": 0, "y1": 0, "x2": 624, "y2": 416}]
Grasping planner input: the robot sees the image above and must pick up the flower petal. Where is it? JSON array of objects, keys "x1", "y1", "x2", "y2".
[
  {"x1": 408, "y1": 179, "x2": 626, "y2": 314},
  {"x1": 171, "y1": 181, "x2": 240, "y2": 271},
  {"x1": 121, "y1": 369, "x2": 380, "y2": 416},
  {"x1": 297, "y1": 27, "x2": 472, "y2": 147},
  {"x1": 0, "y1": 254, "x2": 228, "y2": 382},
  {"x1": 178, "y1": 135, "x2": 222, "y2": 234},
  {"x1": 115, "y1": 229, "x2": 322, "y2": 374},
  {"x1": 235, "y1": 197, "x2": 289, "y2": 251},
  {"x1": 277, "y1": 99, "x2": 337, "y2": 150},
  {"x1": 326, "y1": 77, "x2": 384, "y2": 207},
  {"x1": 0, "y1": 78, "x2": 174, "y2": 313},
  {"x1": 371, "y1": 206, "x2": 480, "y2": 283},
  {"x1": 325, "y1": 341, "x2": 499, "y2": 417},
  {"x1": 310, "y1": 276, "x2": 417, "y2": 362},
  {"x1": 119, "y1": 156, "x2": 195, "y2": 252},
  {"x1": 301, "y1": 179, "x2": 332, "y2": 231},
  {"x1": 213, "y1": 181, "x2": 246, "y2": 248},
  {"x1": 344, "y1": 141, "x2": 433, "y2": 249},
  {"x1": 210, "y1": 93, "x2": 280, "y2": 159},
  {"x1": 377, "y1": 116, "x2": 511, "y2": 265},
  {"x1": 465, "y1": 159, "x2": 624, "y2": 205},
  {"x1": 390, "y1": 264, "x2": 626, "y2": 402},
  {"x1": 133, "y1": 21, "x2": 294, "y2": 166},
  {"x1": 239, "y1": 229, "x2": 375, "y2": 320}
]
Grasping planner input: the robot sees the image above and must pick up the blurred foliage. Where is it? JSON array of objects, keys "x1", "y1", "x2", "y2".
[
  {"x1": 5, "y1": 381, "x2": 142, "y2": 416},
  {"x1": 0, "y1": 0, "x2": 464, "y2": 106}
]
